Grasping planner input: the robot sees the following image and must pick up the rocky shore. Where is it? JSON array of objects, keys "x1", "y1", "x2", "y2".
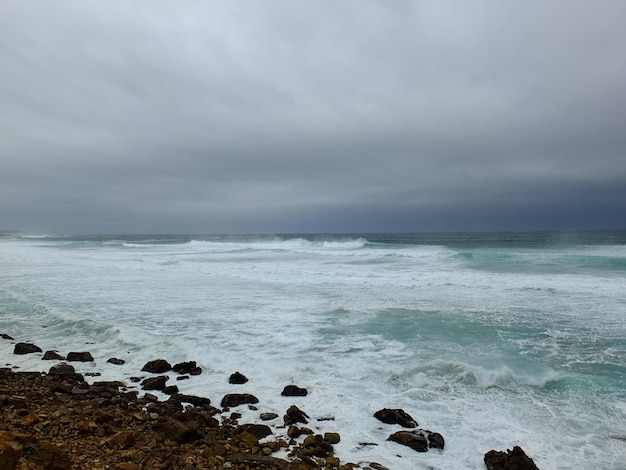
[{"x1": 1, "y1": 336, "x2": 540, "y2": 469}]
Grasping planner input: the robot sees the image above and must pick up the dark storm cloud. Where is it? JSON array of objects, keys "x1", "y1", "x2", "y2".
[{"x1": 1, "y1": 0, "x2": 625, "y2": 234}]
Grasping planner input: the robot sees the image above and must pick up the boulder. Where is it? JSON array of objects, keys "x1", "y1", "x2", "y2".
[
  {"x1": 324, "y1": 432, "x2": 341, "y2": 444},
  {"x1": 172, "y1": 361, "x2": 201, "y2": 375},
  {"x1": 106, "y1": 431, "x2": 136, "y2": 450},
  {"x1": 42, "y1": 350, "x2": 65, "y2": 360},
  {"x1": 281, "y1": 385, "x2": 308, "y2": 397},
  {"x1": 170, "y1": 393, "x2": 211, "y2": 407},
  {"x1": 66, "y1": 351, "x2": 94, "y2": 362},
  {"x1": 374, "y1": 408, "x2": 418, "y2": 428},
  {"x1": 221, "y1": 393, "x2": 259, "y2": 409},
  {"x1": 141, "y1": 376, "x2": 169, "y2": 391},
  {"x1": 154, "y1": 417, "x2": 200, "y2": 444},
  {"x1": 107, "y1": 357, "x2": 125, "y2": 365},
  {"x1": 387, "y1": 429, "x2": 444, "y2": 452},
  {"x1": 260, "y1": 412, "x2": 279, "y2": 421},
  {"x1": 141, "y1": 359, "x2": 172, "y2": 373},
  {"x1": 484, "y1": 446, "x2": 539, "y2": 470},
  {"x1": 284, "y1": 405, "x2": 309, "y2": 425},
  {"x1": 13, "y1": 342, "x2": 42, "y2": 355},
  {"x1": 302, "y1": 434, "x2": 334, "y2": 458},
  {"x1": 235, "y1": 423, "x2": 273, "y2": 439},
  {"x1": 229, "y1": 371, "x2": 248, "y2": 384},
  {"x1": 48, "y1": 363, "x2": 76, "y2": 375}
]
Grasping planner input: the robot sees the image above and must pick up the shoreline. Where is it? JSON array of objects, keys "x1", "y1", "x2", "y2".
[{"x1": 1, "y1": 336, "x2": 539, "y2": 470}]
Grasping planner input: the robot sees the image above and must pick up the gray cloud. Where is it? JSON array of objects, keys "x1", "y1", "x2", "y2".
[{"x1": 1, "y1": 0, "x2": 625, "y2": 234}]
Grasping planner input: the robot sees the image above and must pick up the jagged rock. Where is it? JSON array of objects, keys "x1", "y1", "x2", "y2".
[
  {"x1": 1, "y1": 333, "x2": 14, "y2": 340},
  {"x1": 484, "y1": 446, "x2": 539, "y2": 470},
  {"x1": 387, "y1": 429, "x2": 444, "y2": 452},
  {"x1": 170, "y1": 393, "x2": 211, "y2": 407},
  {"x1": 141, "y1": 359, "x2": 172, "y2": 373},
  {"x1": 172, "y1": 360, "x2": 201, "y2": 375},
  {"x1": 221, "y1": 393, "x2": 259, "y2": 409},
  {"x1": 260, "y1": 412, "x2": 279, "y2": 421},
  {"x1": 141, "y1": 375, "x2": 168, "y2": 391},
  {"x1": 154, "y1": 417, "x2": 200, "y2": 444},
  {"x1": 229, "y1": 371, "x2": 248, "y2": 384},
  {"x1": 284, "y1": 405, "x2": 309, "y2": 425},
  {"x1": 235, "y1": 423, "x2": 273, "y2": 439},
  {"x1": 107, "y1": 357, "x2": 125, "y2": 365},
  {"x1": 281, "y1": 384, "x2": 308, "y2": 396},
  {"x1": 302, "y1": 434, "x2": 334, "y2": 457},
  {"x1": 13, "y1": 342, "x2": 42, "y2": 355},
  {"x1": 67, "y1": 351, "x2": 94, "y2": 362},
  {"x1": 42, "y1": 350, "x2": 65, "y2": 360},
  {"x1": 374, "y1": 408, "x2": 418, "y2": 428}
]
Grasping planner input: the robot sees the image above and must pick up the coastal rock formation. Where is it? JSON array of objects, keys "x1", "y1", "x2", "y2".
[
  {"x1": 484, "y1": 446, "x2": 539, "y2": 470},
  {"x1": 141, "y1": 359, "x2": 172, "y2": 373},
  {"x1": 42, "y1": 350, "x2": 65, "y2": 360},
  {"x1": 281, "y1": 384, "x2": 308, "y2": 396},
  {"x1": 284, "y1": 405, "x2": 309, "y2": 425},
  {"x1": 107, "y1": 357, "x2": 125, "y2": 365},
  {"x1": 172, "y1": 360, "x2": 202, "y2": 375},
  {"x1": 220, "y1": 393, "x2": 259, "y2": 408},
  {"x1": 229, "y1": 371, "x2": 249, "y2": 384},
  {"x1": 67, "y1": 351, "x2": 94, "y2": 362},
  {"x1": 13, "y1": 342, "x2": 42, "y2": 355},
  {"x1": 387, "y1": 429, "x2": 445, "y2": 452},
  {"x1": 374, "y1": 408, "x2": 418, "y2": 428},
  {"x1": 140, "y1": 375, "x2": 169, "y2": 391}
]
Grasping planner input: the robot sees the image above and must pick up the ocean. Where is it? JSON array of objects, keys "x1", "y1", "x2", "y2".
[{"x1": 1, "y1": 231, "x2": 625, "y2": 469}]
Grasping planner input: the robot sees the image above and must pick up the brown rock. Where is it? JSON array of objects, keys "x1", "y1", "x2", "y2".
[
  {"x1": 172, "y1": 360, "x2": 201, "y2": 375},
  {"x1": 24, "y1": 413, "x2": 40, "y2": 426},
  {"x1": 26, "y1": 440, "x2": 72, "y2": 470},
  {"x1": 116, "y1": 463, "x2": 141, "y2": 470},
  {"x1": 374, "y1": 408, "x2": 418, "y2": 428},
  {"x1": 66, "y1": 351, "x2": 94, "y2": 362},
  {"x1": 169, "y1": 393, "x2": 211, "y2": 407},
  {"x1": 220, "y1": 393, "x2": 259, "y2": 409},
  {"x1": 236, "y1": 423, "x2": 273, "y2": 439},
  {"x1": 281, "y1": 384, "x2": 308, "y2": 396},
  {"x1": 141, "y1": 359, "x2": 172, "y2": 373},
  {"x1": 141, "y1": 375, "x2": 168, "y2": 391},
  {"x1": 284, "y1": 404, "x2": 309, "y2": 425},
  {"x1": 388, "y1": 430, "x2": 428, "y2": 452},
  {"x1": 229, "y1": 371, "x2": 248, "y2": 384},
  {"x1": 107, "y1": 357, "x2": 125, "y2": 365},
  {"x1": 42, "y1": 350, "x2": 65, "y2": 360},
  {"x1": 107, "y1": 430, "x2": 136, "y2": 450},
  {"x1": 484, "y1": 446, "x2": 539, "y2": 470},
  {"x1": 324, "y1": 432, "x2": 341, "y2": 444},
  {"x1": 0, "y1": 432, "x2": 23, "y2": 470},
  {"x1": 154, "y1": 417, "x2": 199, "y2": 444},
  {"x1": 13, "y1": 342, "x2": 42, "y2": 355}
]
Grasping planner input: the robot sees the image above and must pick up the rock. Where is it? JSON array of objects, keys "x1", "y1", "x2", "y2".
[
  {"x1": 484, "y1": 446, "x2": 539, "y2": 470},
  {"x1": 107, "y1": 357, "x2": 125, "y2": 365},
  {"x1": 1, "y1": 333, "x2": 14, "y2": 340},
  {"x1": 236, "y1": 424, "x2": 273, "y2": 439},
  {"x1": 116, "y1": 463, "x2": 141, "y2": 470},
  {"x1": 170, "y1": 393, "x2": 211, "y2": 407},
  {"x1": 0, "y1": 431, "x2": 23, "y2": 470},
  {"x1": 284, "y1": 405, "x2": 309, "y2": 425},
  {"x1": 141, "y1": 375, "x2": 169, "y2": 391},
  {"x1": 26, "y1": 440, "x2": 71, "y2": 470},
  {"x1": 107, "y1": 431, "x2": 136, "y2": 450},
  {"x1": 141, "y1": 359, "x2": 172, "y2": 373},
  {"x1": 42, "y1": 350, "x2": 65, "y2": 360},
  {"x1": 229, "y1": 371, "x2": 248, "y2": 384},
  {"x1": 172, "y1": 360, "x2": 201, "y2": 375},
  {"x1": 220, "y1": 393, "x2": 259, "y2": 409},
  {"x1": 324, "y1": 432, "x2": 341, "y2": 444},
  {"x1": 48, "y1": 363, "x2": 75, "y2": 375},
  {"x1": 374, "y1": 408, "x2": 418, "y2": 428},
  {"x1": 154, "y1": 417, "x2": 200, "y2": 444},
  {"x1": 66, "y1": 351, "x2": 94, "y2": 362},
  {"x1": 162, "y1": 385, "x2": 179, "y2": 395},
  {"x1": 387, "y1": 429, "x2": 444, "y2": 452},
  {"x1": 302, "y1": 434, "x2": 334, "y2": 457},
  {"x1": 281, "y1": 384, "x2": 308, "y2": 396},
  {"x1": 260, "y1": 412, "x2": 279, "y2": 421},
  {"x1": 13, "y1": 342, "x2": 42, "y2": 355}
]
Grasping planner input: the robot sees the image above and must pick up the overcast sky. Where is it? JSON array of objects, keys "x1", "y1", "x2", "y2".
[{"x1": 1, "y1": 1, "x2": 625, "y2": 234}]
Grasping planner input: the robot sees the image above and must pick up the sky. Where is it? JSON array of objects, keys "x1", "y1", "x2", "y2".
[{"x1": 1, "y1": 0, "x2": 625, "y2": 235}]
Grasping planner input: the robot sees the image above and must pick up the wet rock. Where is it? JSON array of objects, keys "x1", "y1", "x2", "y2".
[
  {"x1": 1, "y1": 333, "x2": 14, "y2": 340},
  {"x1": 48, "y1": 363, "x2": 76, "y2": 375},
  {"x1": 229, "y1": 371, "x2": 248, "y2": 384},
  {"x1": 281, "y1": 384, "x2": 308, "y2": 396},
  {"x1": 374, "y1": 408, "x2": 418, "y2": 428},
  {"x1": 236, "y1": 423, "x2": 273, "y2": 439},
  {"x1": 172, "y1": 360, "x2": 201, "y2": 375},
  {"x1": 67, "y1": 351, "x2": 94, "y2": 362},
  {"x1": 484, "y1": 446, "x2": 539, "y2": 470},
  {"x1": 302, "y1": 434, "x2": 334, "y2": 457},
  {"x1": 387, "y1": 429, "x2": 444, "y2": 452},
  {"x1": 220, "y1": 393, "x2": 259, "y2": 409},
  {"x1": 162, "y1": 385, "x2": 179, "y2": 395},
  {"x1": 260, "y1": 412, "x2": 279, "y2": 421},
  {"x1": 141, "y1": 375, "x2": 169, "y2": 391},
  {"x1": 154, "y1": 417, "x2": 200, "y2": 444},
  {"x1": 42, "y1": 350, "x2": 65, "y2": 360},
  {"x1": 107, "y1": 357, "x2": 125, "y2": 365},
  {"x1": 170, "y1": 393, "x2": 211, "y2": 407},
  {"x1": 324, "y1": 432, "x2": 341, "y2": 444},
  {"x1": 141, "y1": 359, "x2": 172, "y2": 373},
  {"x1": 13, "y1": 342, "x2": 42, "y2": 355},
  {"x1": 284, "y1": 405, "x2": 309, "y2": 425}
]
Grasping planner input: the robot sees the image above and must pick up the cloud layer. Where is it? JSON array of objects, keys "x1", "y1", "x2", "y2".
[{"x1": 2, "y1": 1, "x2": 625, "y2": 234}]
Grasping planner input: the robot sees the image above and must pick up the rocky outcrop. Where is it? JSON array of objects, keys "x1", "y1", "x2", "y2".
[
  {"x1": 42, "y1": 350, "x2": 65, "y2": 360},
  {"x1": 281, "y1": 384, "x2": 308, "y2": 396},
  {"x1": 13, "y1": 342, "x2": 42, "y2": 355},
  {"x1": 374, "y1": 408, "x2": 418, "y2": 428},
  {"x1": 220, "y1": 393, "x2": 260, "y2": 408},
  {"x1": 172, "y1": 360, "x2": 202, "y2": 375},
  {"x1": 388, "y1": 429, "x2": 444, "y2": 452},
  {"x1": 141, "y1": 375, "x2": 169, "y2": 391},
  {"x1": 141, "y1": 359, "x2": 172, "y2": 373},
  {"x1": 484, "y1": 446, "x2": 540, "y2": 470},
  {"x1": 67, "y1": 351, "x2": 94, "y2": 362}
]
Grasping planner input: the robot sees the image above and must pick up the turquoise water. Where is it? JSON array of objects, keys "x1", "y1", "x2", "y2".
[{"x1": 1, "y1": 231, "x2": 625, "y2": 469}]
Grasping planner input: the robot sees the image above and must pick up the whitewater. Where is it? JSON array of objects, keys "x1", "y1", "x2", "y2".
[{"x1": 1, "y1": 232, "x2": 625, "y2": 469}]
